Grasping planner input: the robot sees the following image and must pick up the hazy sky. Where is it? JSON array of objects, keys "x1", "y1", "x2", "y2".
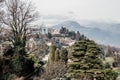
[{"x1": 32, "y1": 0, "x2": 120, "y2": 25}]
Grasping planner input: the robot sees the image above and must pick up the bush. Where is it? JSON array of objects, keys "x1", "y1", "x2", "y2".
[{"x1": 103, "y1": 69, "x2": 118, "y2": 80}]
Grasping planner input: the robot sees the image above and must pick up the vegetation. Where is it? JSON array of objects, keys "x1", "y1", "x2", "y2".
[
  {"x1": 49, "y1": 44, "x2": 56, "y2": 63},
  {"x1": 0, "y1": 0, "x2": 43, "y2": 79},
  {"x1": 60, "y1": 27, "x2": 69, "y2": 34},
  {"x1": 76, "y1": 31, "x2": 80, "y2": 40},
  {"x1": 49, "y1": 44, "x2": 68, "y2": 63},
  {"x1": 67, "y1": 38, "x2": 118, "y2": 80},
  {"x1": 41, "y1": 61, "x2": 67, "y2": 80},
  {"x1": 0, "y1": 0, "x2": 119, "y2": 80},
  {"x1": 55, "y1": 48, "x2": 60, "y2": 61},
  {"x1": 46, "y1": 45, "x2": 68, "y2": 79},
  {"x1": 60, "y1": 48, "x2": 68, "y2": 63},
  {"x1": 47, "y1": 32, "x2": 52, "y2": 39}
]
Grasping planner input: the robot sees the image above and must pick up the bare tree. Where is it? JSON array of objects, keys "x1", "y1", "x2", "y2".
[
  {"x1": 0, "y1": 1, "x2": 41, "y2": 79},
  {"x1": 41, "y1": 61, "x2": 67, "y2": 80},
  {"x1": 0, "y1": 0, "x2": 38, "y2": 55}
]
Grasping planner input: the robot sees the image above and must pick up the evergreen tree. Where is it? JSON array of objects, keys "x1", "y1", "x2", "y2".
[
  {"x1": 60, "y1": 48, "x2": 68, "y2": 63},
  {"x1": 60, "y1": 27, "x2": 68, "y2": 34},
  {"x1": 47, "y1": 32, "x2": 52, "y2": 39},
  {"x1": 67, "y1": 38, "x2": 104, "y2": 79},
  {"x1": 68, "y1": 31, "x2": 76, "y2": 40},
  {"x1": 79, "y1": 34, "x2": 87, "y2": 40},
  {"x1": 49, "y1": 45, "x2": 56, "y2": 63},
  {"x1": 55, "y1": 49, "x2": 60, "y2": 61},
  {"x1": 76, "y1": 31, "x2": 80, "y2": 40}
]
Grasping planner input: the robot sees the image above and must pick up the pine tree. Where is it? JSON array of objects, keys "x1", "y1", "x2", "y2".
[
  {"x1": 67, "y1": 38, "x2": 104, "y2": 79},
  {"x1": 49, "y1": 45, "x2": 56, "y2": 63},
  {"x1": 76, "y1": 31, "x2": 80, "y2": 40},
  {"x1": 55, "y1": 49, "x2": 60, "y2": 61},
  {"x1": 60, "y1": 48, "x2": 68, "y2": 63},
  {"x1": 47, "y1": 32, "x2": 52, "y2": 39}
]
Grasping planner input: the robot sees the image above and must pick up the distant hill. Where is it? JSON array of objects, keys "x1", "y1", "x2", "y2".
[
  {"x1": 81, "y1": 21, "x2": 120, "y2": 34},
  {"x1": 52, "y1": 20, "x2": 120, "y2": 47},
  {"x1": 53, "y1": 20, "x2": 84, "y2": 31}
]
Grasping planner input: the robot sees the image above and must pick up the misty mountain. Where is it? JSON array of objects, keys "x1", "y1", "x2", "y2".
[
  {"x1": 107, "y1": 24, "x2": 120, "y2": 34},
  {"x1": 81, "y1": 21, "x2": 120, "y2": 34},
  {"x1": 52, "y1": 20, "x2": 120, "y2": 47}
]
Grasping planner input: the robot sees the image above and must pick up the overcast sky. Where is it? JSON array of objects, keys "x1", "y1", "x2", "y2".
[{"x1": 32, "y1": 0, "x2": 120, "y2": 25}]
